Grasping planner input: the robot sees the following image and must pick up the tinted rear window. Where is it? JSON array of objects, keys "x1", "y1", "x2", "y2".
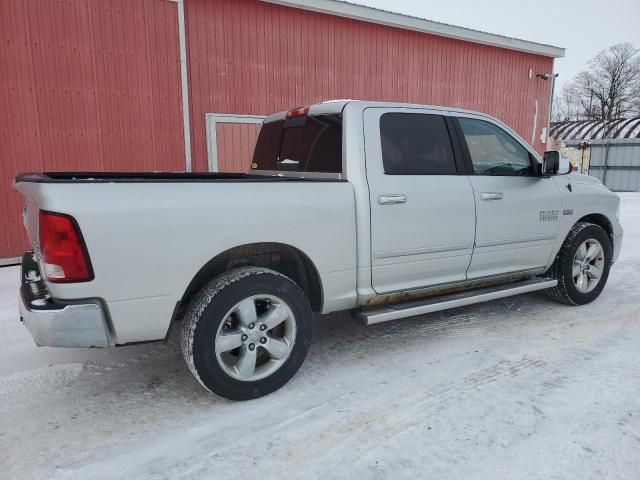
[
  {"x1": 251, "y1": 114, "x2": 342, "y2": 173},
  {"x1": 380, "y1": 113, "x2": 456, "y2": 175}
]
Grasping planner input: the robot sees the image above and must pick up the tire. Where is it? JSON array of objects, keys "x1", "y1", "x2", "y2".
[
  {"x1": 181, "y1": 267, "x2": 312, "y2": 400},
  {"x1": 546, "y1": 222, "x2": 612, "y2": 306}
]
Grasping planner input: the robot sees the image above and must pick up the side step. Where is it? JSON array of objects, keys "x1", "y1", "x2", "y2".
[{"x1": 357, "y1": 278, "x2": 558, "y2": 326}]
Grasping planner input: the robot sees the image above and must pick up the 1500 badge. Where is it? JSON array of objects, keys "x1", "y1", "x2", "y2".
[{"x1": 540, "y1": 210, "x2": 559, "y2": 222}]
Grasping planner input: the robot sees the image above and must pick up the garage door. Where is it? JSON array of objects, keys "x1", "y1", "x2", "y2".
[{"x1": 206, "y1": 114, "x2": 265, "y2": 172}]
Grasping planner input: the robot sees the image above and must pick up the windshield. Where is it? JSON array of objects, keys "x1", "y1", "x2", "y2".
[{"x1": 251, "y1": 114, "x2": 342, "y2": 173}]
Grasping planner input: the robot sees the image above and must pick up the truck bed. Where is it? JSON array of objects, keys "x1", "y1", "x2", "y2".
[
  {"x1": 13, "y1": 171, "x2": 357, "y2": 344},
  {"x1": 15, "y1": 172, "x2": 345, "y2": 184}
]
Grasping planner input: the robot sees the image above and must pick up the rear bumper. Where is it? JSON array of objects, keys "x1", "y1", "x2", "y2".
[{"x1": 19, "y1": 252, "x2": 110, "y2": 348}]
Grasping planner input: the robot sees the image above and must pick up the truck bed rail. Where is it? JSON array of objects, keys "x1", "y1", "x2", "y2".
[{"x1": 14, "y1": 172, "x2": 347, "y2": 184}]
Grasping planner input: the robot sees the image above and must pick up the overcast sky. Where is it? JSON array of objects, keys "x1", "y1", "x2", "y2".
[{"x1": 352, "y1": 0, "x2": 640, "y2": 90}]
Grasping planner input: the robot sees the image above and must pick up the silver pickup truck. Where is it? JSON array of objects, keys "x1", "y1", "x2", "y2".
[{"x1": 14, "y1": 100, "x2": 623, "y2": 400}]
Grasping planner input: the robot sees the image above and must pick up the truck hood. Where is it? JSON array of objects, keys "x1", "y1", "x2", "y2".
[{"x1": 567, "y1": 173, "x2": 605, "y2": 187}]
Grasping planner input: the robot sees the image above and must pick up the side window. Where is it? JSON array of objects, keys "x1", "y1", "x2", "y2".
[
  {"x1": 458, "y1": 118, "x2": 532, "y2": 176},
  {"x1": 380, "y1": 113, "x2": 456, "y2": 175}
]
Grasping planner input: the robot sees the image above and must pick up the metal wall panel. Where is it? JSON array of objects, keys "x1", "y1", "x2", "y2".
[
  {"x1": 589, "y1": 140, "x2": 640, "y2": 191},
  {"x1": 185, "y1": 0, "x2": 555, "y2": 172},
  {"x1": 0, "y1": 0, "x2": 185, "y2": 258}
]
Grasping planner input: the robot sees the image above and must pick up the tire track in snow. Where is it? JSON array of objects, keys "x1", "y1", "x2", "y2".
[
  {"x1": 65, "y1": 355, "x2": 548, "y2": 480},
  {"x1": 277, "y1": 311, "x2": 640, "y2": 475},
  {"x1": 277, "y1": 357, "x2": 548, "y2": 467},
  {"x1": 0, "y1": 364, "x2": 84, "y2": 401}
]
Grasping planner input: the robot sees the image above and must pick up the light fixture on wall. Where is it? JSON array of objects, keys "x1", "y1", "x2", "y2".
[{"x1": 536, "y1": 73, "x2": 559, "y2": 80}]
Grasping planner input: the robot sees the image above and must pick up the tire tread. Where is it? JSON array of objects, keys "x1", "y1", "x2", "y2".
[
  {"x1": 546, "y1": 222, "x2": 608, "y2": 305},
  {"x1": 180, "y1": 267, "x2": 294, "y2": 394}
]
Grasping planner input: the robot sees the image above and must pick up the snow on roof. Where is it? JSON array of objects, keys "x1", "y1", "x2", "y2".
[
  {"x1": 550, "y1": 118, "x2": 640, "y2": 141},
  {"x1": 261, "y1": 0, "x2": 565, "y2": 58}
]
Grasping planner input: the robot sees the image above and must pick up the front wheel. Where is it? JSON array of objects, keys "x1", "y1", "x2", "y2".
[
  {"x1": 181, "y1": 267, "x2": 313, "y2": 400},
  {"x1": 547, "y1": 222, "x2": 612, "y2": 305}
]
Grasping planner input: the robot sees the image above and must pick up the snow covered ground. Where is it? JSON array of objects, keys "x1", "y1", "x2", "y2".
[{"x1": 2, "y1": 194, "x2": 640, "y2": 480}]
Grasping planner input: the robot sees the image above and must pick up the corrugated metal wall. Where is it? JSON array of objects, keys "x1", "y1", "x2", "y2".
[
  {"x1": 0, "y1": 0, "x2": 185, "y2": 259},
  {"x1": 185, "y1": 0, "x2": 554, "y2": 173},
  {"x1": 589, "y1": 139, "x2": 640, "y2": 191}
]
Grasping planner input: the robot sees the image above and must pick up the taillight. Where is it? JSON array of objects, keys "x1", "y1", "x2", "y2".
[
  {"x1": 286, "y1": 106, "x2": 309, "y2": 118},
  {"x1": 39, "y1": 211, "x2": 93, "y2": 283}
]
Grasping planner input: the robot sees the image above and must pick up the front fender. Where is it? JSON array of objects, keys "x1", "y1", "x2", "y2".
[{"x1": 545, "y1": 175, "x2": 622, "y2": 269}]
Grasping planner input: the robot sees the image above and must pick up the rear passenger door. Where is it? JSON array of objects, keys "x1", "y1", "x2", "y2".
[{"x1": 364, "y1": 108, "x2": 477, "y2": 294}]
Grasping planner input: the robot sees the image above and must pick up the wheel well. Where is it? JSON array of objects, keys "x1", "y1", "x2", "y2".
[
  {"x1": 179, "y1": 243, "x2": 323, "y2": 314},
  {"x1": 578, "y1": 214, "x2": 613, "y2": 244}
]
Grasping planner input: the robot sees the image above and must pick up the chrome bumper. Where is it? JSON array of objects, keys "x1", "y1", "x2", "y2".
[{"x1": 19, "y1": 252, "x2": 110, "y2": 348}]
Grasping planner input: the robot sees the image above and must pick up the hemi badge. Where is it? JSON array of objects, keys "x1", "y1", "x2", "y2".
[{"x1": 563, "y1": 209, "x2": 574, "y2": 216}]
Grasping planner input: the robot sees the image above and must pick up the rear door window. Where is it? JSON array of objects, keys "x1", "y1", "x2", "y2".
[
  {"x1": 251, "y1": 114, "x2": 342, "y2": 173},
  {"x1": 379, "y1": 113, "x2": 456, "y2": 175}
]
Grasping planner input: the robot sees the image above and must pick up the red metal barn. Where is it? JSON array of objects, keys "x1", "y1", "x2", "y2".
[{"x1": 0, "y1": 0, "x2": 564, "y2": 261}]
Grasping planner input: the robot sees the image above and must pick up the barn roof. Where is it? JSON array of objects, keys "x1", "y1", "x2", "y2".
[
  {"x1": 261, "y1": 0, "x2": 565, "y2": 58},
  {"x1": 550, "y1": 118, "x2": 640, "y2": 141}
]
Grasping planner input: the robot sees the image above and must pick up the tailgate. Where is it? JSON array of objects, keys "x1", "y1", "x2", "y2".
[{"x1": 13, "y1": 180, "x2": 40, "y2": 247}]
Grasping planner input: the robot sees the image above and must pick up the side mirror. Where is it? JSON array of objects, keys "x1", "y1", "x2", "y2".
[
  {"x1": 542, "y1": 151, "x2": 559, "y2": 175},
  {"x1": 542, "y1": 151, "x2": 571, "y2": 175}
]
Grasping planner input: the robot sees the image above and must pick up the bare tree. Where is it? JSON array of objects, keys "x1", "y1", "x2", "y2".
[
  {"x1": 552, "y1": 84, "x2": 583, "y2": 122},
  {"x1": 631, "y1": 79, "x2": 640, "y2": 115},
  {"x1": 551, "y1": 97, "x2": 564, "y2": 122},
  {"x1": 562, "y1": 43, "x2": 640, "y2": 121}
]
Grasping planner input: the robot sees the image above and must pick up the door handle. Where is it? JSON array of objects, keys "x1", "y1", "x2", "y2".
[
  {"x1": 378, "y1": 194, "x2": 407, "y2": 205},
  {"x1": 481, "y1": 192, "x2": 504, "y2": 201}
]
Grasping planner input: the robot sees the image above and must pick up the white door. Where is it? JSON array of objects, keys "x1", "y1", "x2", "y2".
[
  {"x1": 455, "y1": 116, "x2": 562, "y2": 278},
  {"x1": 206, "y1": 114, "x2": 264, "y2": 172},
  {"x1": 364, "y1": 108, "x2": 477, "y2": 294}
]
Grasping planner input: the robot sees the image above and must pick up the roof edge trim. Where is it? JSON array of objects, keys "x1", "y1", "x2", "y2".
[{"x1": 261, "y1": 0, "x2": 565, "y2": 58}]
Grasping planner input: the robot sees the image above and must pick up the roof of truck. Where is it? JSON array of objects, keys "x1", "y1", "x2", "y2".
[
  {"x1": 265, "y1": 100, "x2": 498, "y2": 122},
  {"x1": 264, "y1": 100, "x2": 538, "y2": 160}
]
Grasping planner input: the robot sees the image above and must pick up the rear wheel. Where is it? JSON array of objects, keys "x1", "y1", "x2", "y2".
[
  {"x1": 181, "y1": 267, "x2": 312, "y2": 400},
  {"x1": 547, "y1": 222, "x2": 612, "y2": 305}
]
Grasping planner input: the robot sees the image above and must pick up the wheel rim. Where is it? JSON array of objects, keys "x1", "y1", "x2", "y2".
[
  {"x1": 572, "y1": 238, "x2": 605, "y2": 293},
  {"x1": 214, "y1": 295, "x2": 296, "y2": 382}
]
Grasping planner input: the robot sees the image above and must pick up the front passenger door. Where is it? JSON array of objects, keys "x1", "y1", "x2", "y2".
[{"x1": 455, "y1": 116, "x2": 562, "y2": 279}]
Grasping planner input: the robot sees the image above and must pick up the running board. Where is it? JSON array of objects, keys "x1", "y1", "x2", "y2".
[{"x1": 357, "y1": 278, "x2": 558, "y2": 326}]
